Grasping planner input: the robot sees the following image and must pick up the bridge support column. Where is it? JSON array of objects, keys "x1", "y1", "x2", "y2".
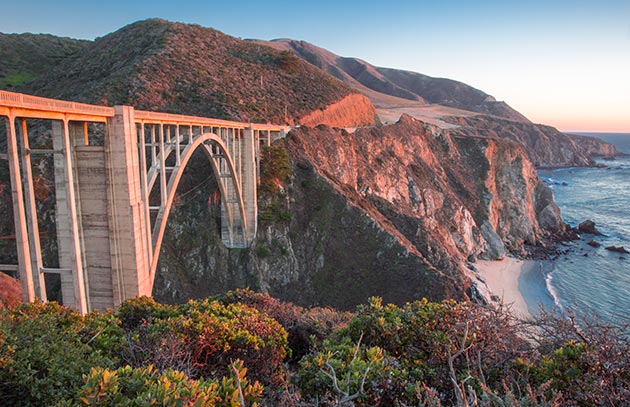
[
  {"x1": 17, "y1": 120, "x2": 47, "y2": 301},
  {"x1": 5, "y1": 116, "x2": 35, "y2": 302},
  {"x1": 52, "y1": 120, "x2": 88, "y2": 314},
  {"x1": 105, "y1": 106, "x2": 151, "y2": 306},
  {"x1": 241, "y1": 127, "x2": 257, "y2": 244}
]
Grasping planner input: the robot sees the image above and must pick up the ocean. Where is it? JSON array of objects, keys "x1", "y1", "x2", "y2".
[{"x1": 538, "y1": 133, "x2": 630, "y2": 323}]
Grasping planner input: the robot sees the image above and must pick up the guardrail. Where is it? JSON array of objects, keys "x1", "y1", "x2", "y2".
[{"x1": 0, "y1": 90, "x2": 114, "y2": 117}]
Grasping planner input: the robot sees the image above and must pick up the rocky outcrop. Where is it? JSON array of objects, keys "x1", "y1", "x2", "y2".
[
  {"x1": 565, "y1": 133, "x2": 619, "y2": 157},
  {"x1": 299, "y1": 94, "x2": 376, "y2": 127},
  {"x1": 447, "y1": 115, "x2": 618, "y2": 168},
  {"x1": 578, "y1": 220, "x2": 604, "y2": 236},
  {"x1": 605, "y1": 246, "x2": 629, "y2": 254},
  {"x1": 154, "y1": 150, "x2": 458, "y2": 309}
]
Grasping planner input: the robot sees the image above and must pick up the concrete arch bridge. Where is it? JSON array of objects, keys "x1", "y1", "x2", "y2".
[{"x1": 0, "y1": 91, "x2": 289, "y2": 313}]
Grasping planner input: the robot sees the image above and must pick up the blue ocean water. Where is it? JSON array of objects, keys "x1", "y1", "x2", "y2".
[{"x1": 538, "y1": 133, "x2": 630, "y2": 323}]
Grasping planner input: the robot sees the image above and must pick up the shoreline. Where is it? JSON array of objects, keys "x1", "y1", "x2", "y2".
[{"x1": 476, "y1": 257, "x2": 556, "y2": 319}]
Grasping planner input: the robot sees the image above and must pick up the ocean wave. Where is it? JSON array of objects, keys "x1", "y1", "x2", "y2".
[{"x1": 544, "y1": 270, "x2": 565, "y2": 313}]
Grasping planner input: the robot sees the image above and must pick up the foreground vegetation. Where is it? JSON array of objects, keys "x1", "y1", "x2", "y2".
[{"x1": 1, "y1": 289, "x2": 628, "y2": 406}]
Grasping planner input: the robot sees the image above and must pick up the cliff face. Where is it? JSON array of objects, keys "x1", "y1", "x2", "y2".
[
  {"x1": 287, "y1": 116, "x2": 563, "y2": 264},
  {"x1": 154, "y1": 116, "x2": 564, "y2": 309},
  {"x1": 448, "y1": 115, "x2": 618, "y2": 167},
  {"x1": 565, "y1": 133, "x2": 619, "y2": 157},
  {"x1": 298, "y1": 94, "x2": 376, "y2": 127}
]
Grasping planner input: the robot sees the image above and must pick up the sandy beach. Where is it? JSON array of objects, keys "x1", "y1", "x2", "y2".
[{"x1": 476, "y1": 257, "x2": 555, "y2": 319}]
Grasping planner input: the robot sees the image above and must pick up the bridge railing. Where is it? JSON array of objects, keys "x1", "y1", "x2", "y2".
[
  {"x1": 0, "y1": 90, "x2": 288, "y2": 134},
  {"x1": 0, "y1": 90, "x2": 115, "y2": 117}
]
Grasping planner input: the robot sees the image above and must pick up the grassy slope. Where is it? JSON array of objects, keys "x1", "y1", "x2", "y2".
[
  {"x1": 0, "y1": 33, "x2": 88, "y2": 89},
  {"x1": 20, "y1": 19, "x2": 355, "y2": 124}
]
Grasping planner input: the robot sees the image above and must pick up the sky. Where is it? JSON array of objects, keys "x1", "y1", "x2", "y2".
[{"x1": 2, "y1": 0, "x2": 629, "y2": 132}]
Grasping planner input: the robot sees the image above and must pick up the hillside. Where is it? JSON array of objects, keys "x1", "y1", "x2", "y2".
[
  {"x1": 0, "y1": 33, "x2": 88, "y2": 89},
  {"x1": 260, "y1": 38, "x2": 528, "y2": 122},
  {"x1": 18, "y1": 19, "x2": 374, "y2": 126},
  {"x1": 259, "y1": 38, "x2": 619, "y2": 166}
]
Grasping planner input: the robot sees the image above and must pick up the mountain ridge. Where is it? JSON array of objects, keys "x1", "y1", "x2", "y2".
[
  {"x1": 17, "y1": 19, "x2": 375, "y2": 126},
  {"x1": 257, "y1": 38, "x2": 619, "y2": 166}
]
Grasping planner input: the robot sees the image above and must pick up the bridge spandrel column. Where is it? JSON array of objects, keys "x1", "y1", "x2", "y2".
[
  {"x1": 241, "y1": 128, "x2": 257, "y2": 244},
  {"x1": 5, "y1": 117, "x2": 35, "y2": 302},
  {"x1": 105, "y1": 106, "x2": 151, "y2": 306},
  {"x1": 52, "y1": 121, "x2": 88, "y2": 313}
]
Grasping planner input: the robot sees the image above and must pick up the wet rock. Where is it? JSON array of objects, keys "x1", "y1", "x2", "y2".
[
  {"x1": 605, "y1": 246, "x2": 630, "y2": 254},
  {"x1": 587, "y1": 240, "x2": 601, "y2": 248},
  {"x1": 578, "y1": 220, "x2": 603, "y2": 236}
]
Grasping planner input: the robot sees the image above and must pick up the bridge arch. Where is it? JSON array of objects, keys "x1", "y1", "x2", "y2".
[{"x1": 148, "y1": 132, "x2": 247, "y2": 285}]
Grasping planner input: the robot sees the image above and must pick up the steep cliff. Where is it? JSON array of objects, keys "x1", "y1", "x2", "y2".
[
  {"x1": 298, "y1": 94, "x2": 376, "y2": 127},
  {"x1": 154, "y1": 116, "x2": 564, "y2": 309},
  {"x1": 447, "y1": 115, "x2": 618, "y2": 167},
  {"x1": 565, "y1": 133, "x2": 620, "y2": 157}
]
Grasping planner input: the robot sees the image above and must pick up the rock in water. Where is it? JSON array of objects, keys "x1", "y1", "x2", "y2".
[
  {"x1": 605, "y1": 246, "x2": 630, "y2": 254},
  {"x1": 578, "y1": 220, "x2": 603, "y2": 236},
  {"x1": 587, "y1": 240, "x2": 601, "y2": 248}
]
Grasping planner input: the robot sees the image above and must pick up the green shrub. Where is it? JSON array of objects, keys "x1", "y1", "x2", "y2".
[
  {"x1": 219, "y1": 289, "x2": 351, "y2": 363},
  {"x1": 116, "y1": 296, "x2": 178, "y2": 330},
  {"x1": 258, "y1": 201, "x2": 291, "y2": 224},
  {"x1": 259, "y1": 145, "x2": 291, "y2": 196},
  {"x1": 59, "y1": 360, "x2": 263, "y2": 407},
  {"x1": 0, "y1": 302, "x2": 120, "y2": 406},
  {"x1": 117, "y1": 297, "x2": 289, "y2": 387},
  {"x1": 298, "y1": 336, "x2": 407, "y2": 406},
  {"x1": 340, "y1": 297, "x2": 527, "y2": 404}
]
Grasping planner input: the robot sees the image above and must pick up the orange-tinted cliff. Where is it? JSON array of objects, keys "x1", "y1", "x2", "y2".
[{"x1": 299, "y1": 94, "x2": 376, "y2": 127}]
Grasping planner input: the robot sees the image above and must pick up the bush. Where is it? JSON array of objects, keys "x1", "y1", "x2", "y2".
[
  {"x1": 219, "y1": 289, "x2": 351, "y2": 363},
  {"x1": 338, "y1": 297, "x2": 528, "y2": 404},
  {"x1": 518, "y1": 309, "x2": 630, "y2": 406},
  {"x1": 0, "y1": 302, "x2": 120, "y2": 406},
  {"x1": 117, "y1": 296, "x2": 289, "y2": 387},
  {"x1": 259, "y1": 145, "x2": 291, "y2": 196},
  {"x1": 298, "y1": 336, "x2": 406, "y2": 406},
  {"x1": 0, "y1": 272, "x2": 21, "y2": 308},
  {"x1": 59, "y1": 360, "x2": 263, "y2": 407}
]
